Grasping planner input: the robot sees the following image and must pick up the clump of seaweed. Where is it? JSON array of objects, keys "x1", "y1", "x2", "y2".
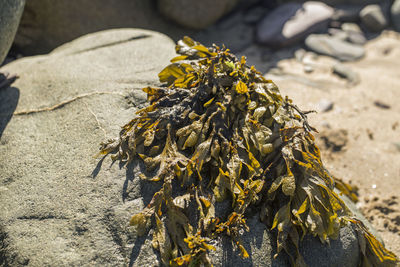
[{"x1": 100, "y1": 37, "x2": 398, "y2": 266}]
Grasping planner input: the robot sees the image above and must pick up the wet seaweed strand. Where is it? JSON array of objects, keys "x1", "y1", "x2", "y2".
[{"x1": 100, "y1": 37, "x2": 398, "y2": 267}]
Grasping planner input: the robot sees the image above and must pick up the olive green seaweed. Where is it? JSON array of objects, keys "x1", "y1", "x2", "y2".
[{"x1": 100, "y1": 37, "x2": 398, "y2": 267}]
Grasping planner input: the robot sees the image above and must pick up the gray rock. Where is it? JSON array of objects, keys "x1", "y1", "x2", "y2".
[
  {"x1": 0, "y1": 28, "x2": 374, "y2": 267},
  {"x1": 0, "y1": 28, "x2": 176, "y2": 267},
  {"x1": 391, "y1": 0, "x2": 400, "y2": 31},
  {"x1": 305, "y1": 34, "x2": 365, "y2": 61},
  {"x1": 294, "y1": 48, "x2": 307, "y2": 62},
  {"x1": 208, "y1": 214, "x2": 360, "y2": 267},
  {"x1": 256, "y1": 2, "x2": 334, "y2": 47},
  {"x1": 157, "y1": 0, "x2": 238, "y2": 30},
  {"x1": 14, "y1": 0, "x2": 192, "y2": 55},
  {"x1": 333, "y1": 62, "x2": 361, "y2": 85},
  {"x1": 0, "y1": 0, "x2": 25, "y2": 64},
  {"x1": 360, "y1": 4, "x2": 388, "y2": 32},
  {"x1": 341, "y1": 23, "x2": 367, "y2": 45},
  {"x1": 337, "y1": 191, "x2": 383, "y2": 244},
  {"x1": 328, "y1": 28, "x2": 349, "y2": 41}
]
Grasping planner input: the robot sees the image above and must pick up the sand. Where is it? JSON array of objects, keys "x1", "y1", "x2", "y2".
[{"x1": 265, "y1": 30, "x2": 400, "y2": 256}]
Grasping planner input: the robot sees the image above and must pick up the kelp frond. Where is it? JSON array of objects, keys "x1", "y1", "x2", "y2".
[{"x1": 100, "y1": 36, "x2": 398, "y2": 266}]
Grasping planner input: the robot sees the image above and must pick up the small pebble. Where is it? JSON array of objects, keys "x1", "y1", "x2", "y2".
[
  {"x1": 333, "y1": 63, "x2": 360, "y2": 85},
  {"x1": 374, "y1": 100, "x2": 391, "y2": 109},
  {"x1": 304, "y1": 64, "x2": 314, "y2": 73},
  {"x1": 318, "y1": 99, "x2": 334, "y2": 112},
  {"x1": 294, "y1": 48, "x2": 306, "y2": 62}
]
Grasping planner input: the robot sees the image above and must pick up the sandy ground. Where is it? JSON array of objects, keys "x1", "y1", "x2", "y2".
[{"x1": 258, "y1": 30, "x2": 400, "y2": 257}]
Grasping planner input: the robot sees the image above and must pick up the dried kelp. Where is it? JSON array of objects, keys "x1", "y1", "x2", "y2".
[{"x1": 100, "y1": 37, "x2": 398, "y2": 266}]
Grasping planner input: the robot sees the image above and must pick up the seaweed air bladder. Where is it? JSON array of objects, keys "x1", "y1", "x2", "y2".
[{"x1": 99, "y1": 37, "x2": 398, "y2": 267}]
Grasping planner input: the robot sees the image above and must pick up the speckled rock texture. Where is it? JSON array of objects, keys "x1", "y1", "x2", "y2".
[{"x1": 0, "y1": 29, "x2": 373, "y2": 267}]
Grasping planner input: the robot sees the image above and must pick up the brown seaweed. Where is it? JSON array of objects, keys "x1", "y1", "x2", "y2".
[{"x1": 100, "y1": 37, "x2": 398, "y2": 267}]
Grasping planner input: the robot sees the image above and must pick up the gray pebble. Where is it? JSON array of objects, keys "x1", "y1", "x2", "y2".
[
  {"x1": 318, "y1": 99, "x2": 334, "y2": 112},
  {"x1": 305, "y1": 34, "x2": 365, "y2": 61},
  {"x1": 333, "y1": 63, "x2": 360, "y2": 85}
]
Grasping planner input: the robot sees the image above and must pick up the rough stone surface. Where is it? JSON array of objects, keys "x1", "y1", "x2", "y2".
[
  {"x1": 0, "y1": 28, "x2": 176, "y2": 267},
  {"x1": 13, "y1": 0, "x2": 191, "y2": 55},
  {"x1": 305, "y1": 34, "x2": 365, "y2": 61},
  {"x1": 391, "y1": 0, "x2": 400, "y2": 31},
  {"x1": 157, "y1": 0, "x2": 238, "y2": 30},
  {"x1": 360, "y1": 4, "x2": 388, "y2": 32},
  {"x1": 0, "y1": 0, "x2": 25, "y2": 64},
  {"x1": 0, "y1": 28, "x2": 374, "y2": 267},
  {"x1": 256, "y1": 2, "x2": 334, "y2": 47}
]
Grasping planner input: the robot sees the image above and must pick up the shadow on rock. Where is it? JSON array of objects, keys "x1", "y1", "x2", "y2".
[
  {"x1": 0, "y1": 85, "x2": 19, "y2": 138},
  {"x1": 128, "y1": 234, "x2": 148, "y2": 267}
]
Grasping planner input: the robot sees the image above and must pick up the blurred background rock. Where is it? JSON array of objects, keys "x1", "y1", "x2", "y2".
[{"x1": 0, "y1": 0, "x2": 25, "y2": 64}]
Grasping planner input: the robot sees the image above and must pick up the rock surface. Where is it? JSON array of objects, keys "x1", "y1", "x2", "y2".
[
  {"x1": 157, "y1": 0, "x2": 238, "y2": 30},
  {"x1": 194, "y1": 13, "x2": 254, "y2": 52},
  {"x1": 0, "y1": 28, "x2": 376, "y2": 267},
  {"x1": 13, "y1": 0, "x2": 191, "y2": 55},
  {"x1": 341, "y1": 23, "x2": 367, "y2": 45},
  {"x1": 333, "y1": 62, "x2": 360, "y2": 85},
  {"x1": 331, "y1": 5, "x2": 363, "y2": 22},
  {"x1": 360, "y1": 4, "x2": 388, "y2": 32},
  {"x1": 256, "y1": 2, "x2": 334, "y2": 47},
  {"x1": 0, "y1": 28, "x2": 176, "y2": 267},
  {"x1": 305, "y1": 34, "x2": 365, "y2": 61},
  {"x1": 391, "y1": 0, "x2": 400, "y2": 31},
  {"x1": 0, "y1": 0, "x2": 25, "y2": 64}
]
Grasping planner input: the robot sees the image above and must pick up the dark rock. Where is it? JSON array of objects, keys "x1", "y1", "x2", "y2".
[
  {"x1": 305, "y1": 34, "x2": 365, "y2": 61},
  {"x1": 391, "y1": 0, "x2": 400, "y2": 31},
  {"x1": 0, "y1": 0, "x2": 25, "y2": 64},
  {"x1": 194, "y1": 13, "x2": 254, "y2": 52},
  {"x1": 373, "y1": 100, "x2": 391, "y2": 109},
  {"x1": 332, "y1": 5, "x2": 363, "y2": 22},
  {"x1": 256, "y1": 2, "x2": 334, "y2": 47},
  {"x1": 360, "y1": 4, "x2": 388, "y2": 32},
  {"x1": 158, "y1": 0, "x2": 238, "y2": 30},
  {"x1": 14, "y1": 0, "x2": 192, "y2": 55},
  {"x1": 333, "y1": 63, "x2": 361, "y2": 85},
  {"x1": 243, "y1": 6, "x2": 269, "y2": 24}
]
